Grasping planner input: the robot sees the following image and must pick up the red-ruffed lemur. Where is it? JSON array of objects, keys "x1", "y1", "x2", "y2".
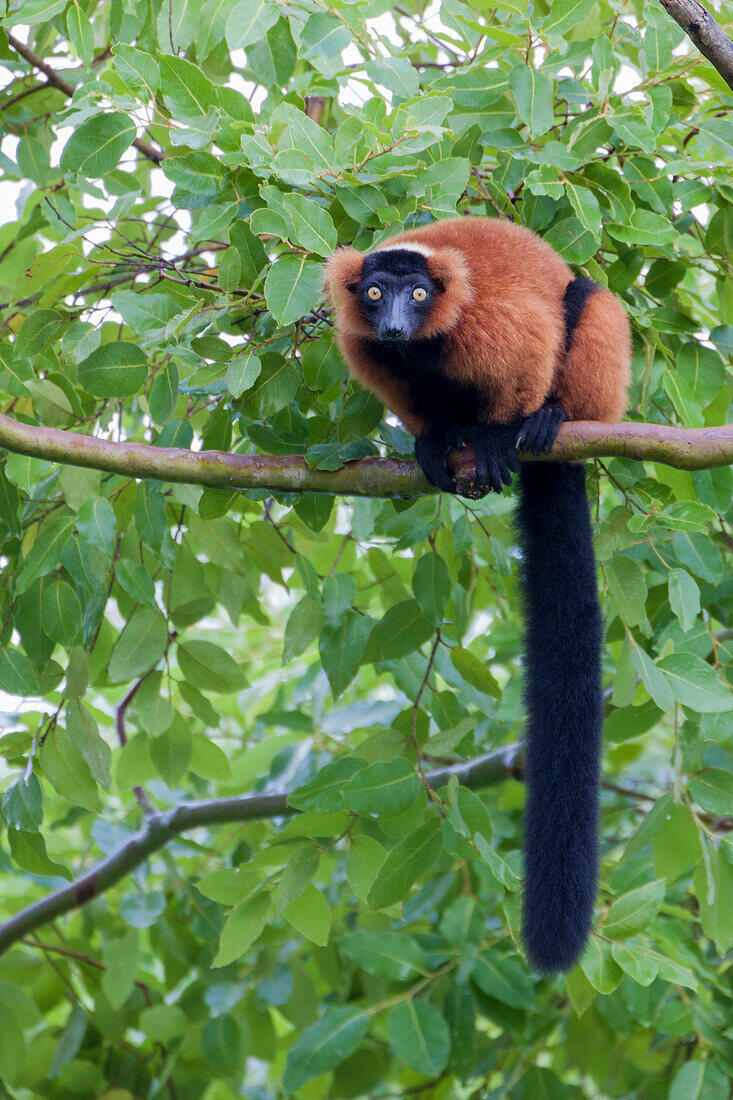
[{"x1": 325, "y1": 216, "x2": 631, "y2": 973}]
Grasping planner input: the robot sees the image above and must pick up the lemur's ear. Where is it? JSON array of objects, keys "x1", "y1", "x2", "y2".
[
  {"x1": 421, "y1": 247, "x2": 473, "y2": 337},
  {"x1": 426, "y1": 247, "x2": 470, "y2": 294},
  {"x1": 323, "y1": 248, "x2": 364, "y2": 300}
]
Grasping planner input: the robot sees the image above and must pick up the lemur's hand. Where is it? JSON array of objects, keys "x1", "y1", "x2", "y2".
[
  {"x1": 516, "y1": 401, "x2": 568, "y2": 455},
  {"x1": 414, "y1": 427, "x2": 465, "y2": 493},
  {"x1": 463, "y1": 422, "x2": 521, "y2": 494}
]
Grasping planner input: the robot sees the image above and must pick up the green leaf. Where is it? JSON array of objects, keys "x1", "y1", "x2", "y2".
[
  {"x1": 224, "y1": 0, "x2": 279, "y2": 47},
  {"x1": 15, "y1": 513, "x2": 76, "y2": 596},
  {"x1": 283, "y1": 1007, "x2": 370, "y2": 1093},
  {"x1": 472, "y1": 952, "x2": 536, "y2": 1008},
  {"x1": 230, "y1": 221, "x2": 268, "y2": 283},
  {"x1": 0, "y1": 464, "x2": 20, "y2": 536},
  {"x1": 607, "y1": 209, "x2": 677, "y2": 246},
  {"x1": 112, "y1": 290, "x2": 181, "y2": 335},
  {"x1": 669, "y1": 1061, "x2": 729, "y2": 1100},
  {"x1": 0, "y1": 647, "x2": 41, "y2": 696},
  {"x1": 412, "y1": 553, "x2": 451, "y2": 626},
  {"x1": 202, "y1": 1016, "x2": 245, "y2": 1075},
  {"x1": 367, "y1": 819, "x2": 442, "y2": 909},
  {"x1": 607, "y1": 557, "x2": 647, "y2": 626},
  {"x1": 274, "y1": 846, "x2": 320, "y2": 916},
  {"x1": 112, "y1": 45, "x2": 160, "y2": 93},
  {"x1": 248, "y1": 18, "x2": 297, "y2": 87},
  {"x1": 631, "y1": 647, "x2": 676, "y2": 713},
  {"x1": 282, "y1": 194, "x2": 337, "y2": 256},
  {"x1": 289, "y1": 758, "x2": 366, "y2": 813},
  {"x1": 149, "y1": 718, "x2": 191, "y2": 784},
  {"x1": 364, "y1": 599, "x2": 433, "y2": 663},
  {"x1": 60, "y1": 113, "x2": 136, "y2": 177},
  {"x1": 540, "y1": 0, "x2": 595, "y2": 39},
  {"x1": 694, "y1": 849, "x2": 733, "y2": 955},
  {"x1": 108, "y1": 609, "x2": 168, "y2": 683},
  {"x1": 509, "y1": 65, "x2": 554, "y2": 137},
  {"x1": 542, "y1": 216, "x2": 597, "y2": 264},
  {"x1": 139, "y1": 1003, "x2": 187, "y2": 1042},
  {"x1": 119, "y1": 890, "x2": 167, "y2": 930},
  {"x1": 603, "y1": 880, "x2": 666, "y2": 939},
  {"x1": 66, "y1": 3, "x2": 94, "y2": 66},
  {"x1": 283, "y1": 594, "x2": 323, "y2": 662},
  {"x1": 387, "y1": 1001, "x2": 450, "y2": 1077},
  {"x1": 319, "y1": 611, "x2": 372, "y2": 697},
  {"x1": 366, "y1": 56, "x2": 420, "y2": 99},
  {"x1": 610, "y1": 943, "x2": 659, "y2": 986},
  {"x1": 39, "y1": 726, "x2": 100, "y2": 812},
  {"x1": 226, "y1": 353, "x2": 261, "y2": 397},
  {"x1": 667, "y1": 568, "x2": 701, "y2": 633},
  {"x1": 76, "y1": 498, "x2": 116, "y2": 556},
  {"x1": 177, "y1": 639, "x2": 247, "y2": 693},
  {"x1": 580, "y1": 937, "x2": 622, "y2": 994},
  {"x1": 101, "y1": 932, "x2": 137, "y2": 1008},
  {"x1": 78, "y1": 342, "x2": 147, "y2": 398},
  {"x1": 159, "y1": 55, "x2": 218, "y2": 118},
  {"x1": 658, "y1": 653, "x2": 732, "y2": 713},
  {"x1": 449, "y1": 647, "x2": 501, "y2": 699},
  {"x1": 213, "y1": 890, "x2": 274, "y2": 967},
  {"x1": 653, "y1": 802, "x2": 701, "y2": 882},
  {"x1": 321, "y1": 574, "x2": 357, "y2": 629},
  {"x1": 2, "y1": 773, "x2": 43, "y2": 831},
  {"x1": 300, "y1": 12, "x2": 352, "y2": 59},
  {"x1": 604, "y1": 699, "x2": 662, "y2": 743},
  {"x1": 342, "y1": 758, "x2": 422, "y2": 816},
  {"x1": 8, "y1": 829, "x2": 71, "y2": 878},
  {"x1": 346, "y1": 836, "x2": 387, "y2": 903},
  {"x1": 689, "y1": 769, "x2": 733, "y2": 815},
  {"x1": 115, "y1": 560, "x2": 158, "y2": 609},
  {"x1": 264, "y1": 255, "x2": 323, "y2": 325},
  {"x1": 284, "y1": 883, "x2": 332, "y2": 945},
  {"x1": 340, "y1": 931, "x2": 426, "y2": 980},
  {"x1": 67, "y1": 700, "x2": 111, "y2": 789},
  {"x1": 5, "y1": 0, "x2": 67, "y2": 25}
]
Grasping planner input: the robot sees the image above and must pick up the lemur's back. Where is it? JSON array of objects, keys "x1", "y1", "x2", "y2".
[{"x1": 388, "y1": 216, "x2": 630, "y2": 424}]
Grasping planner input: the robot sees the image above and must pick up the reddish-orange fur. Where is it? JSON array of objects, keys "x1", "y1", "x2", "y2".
[{"x1": 324, "y1": 217, "x2": 631, "y2": 434}]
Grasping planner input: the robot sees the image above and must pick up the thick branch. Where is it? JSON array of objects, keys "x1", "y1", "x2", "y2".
[
  {"x1": 0, "y1": 744, "x2": 522, "y2": 955},
  {"x1": 0, "y1": 415, "x2": 730, "y2": 499},
  {"x1": 658, "y1": 0, "x2": 733, "y2": 91},
  {"x1": 5, "y1": 32, "x2": 165, "y2": 164}
]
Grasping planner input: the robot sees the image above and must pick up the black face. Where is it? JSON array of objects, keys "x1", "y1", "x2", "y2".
[{"x1": 355, "y1": 249, "x2": 435, "y2": 342}]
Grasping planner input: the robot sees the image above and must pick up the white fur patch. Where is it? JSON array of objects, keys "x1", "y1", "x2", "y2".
[{"x1": 370, "y1": 242, "x2": 434, "y2": 258}]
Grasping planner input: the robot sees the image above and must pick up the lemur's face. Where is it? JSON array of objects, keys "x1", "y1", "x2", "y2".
[{"x1": 356, "y1": 248, "x2": 436, "y2": 342}]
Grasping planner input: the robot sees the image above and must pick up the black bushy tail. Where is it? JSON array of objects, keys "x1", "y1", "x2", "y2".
[{"x1": 516, "y1": 461, "x2": 603, "y2": 974}]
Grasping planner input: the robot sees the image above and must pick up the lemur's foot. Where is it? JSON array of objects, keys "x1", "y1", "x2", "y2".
[
  {"x1": 516, "y1": 401, "x2": 568, "y2": 455},
  {"x1": 462, "y1": 421, "x2": 521, "y2": 494},
  {"x1": 414, "y1": 426, "x2": 465, "y2": 493}
]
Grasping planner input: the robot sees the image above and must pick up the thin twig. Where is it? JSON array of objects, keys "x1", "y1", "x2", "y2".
[
  {"x1": 0, "y1": 744, "x2": 523, "y2": 956},
  {"x1": 4, "y1": 32, "x2": 165, "y2": 163},
  {"x1": 116, "y1": 680, "x2": 155, "y2": 815}
]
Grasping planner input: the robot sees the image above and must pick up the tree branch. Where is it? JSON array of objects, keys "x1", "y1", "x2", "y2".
[
  {"x1": 658, "y1": 0, "x2": 733, "y2": 91},
  {"x1": 4, "y1": 32, "x2": 165, "y2": 164},
  {"x1": 0, "y1": 414, "x2": 731, "y2": 499},
  {"x1": 0, "y1": 744, "x2": 522, "y2": 956}
]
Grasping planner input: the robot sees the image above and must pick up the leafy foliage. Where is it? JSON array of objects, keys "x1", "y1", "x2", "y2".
[{"x1": 0, "y1": 0, "x2": 731, "y2": 1096}]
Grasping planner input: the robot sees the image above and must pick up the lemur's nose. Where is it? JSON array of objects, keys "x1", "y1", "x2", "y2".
[{"x1": 384, "y1": 326, "x2": 403, "y2": 339}]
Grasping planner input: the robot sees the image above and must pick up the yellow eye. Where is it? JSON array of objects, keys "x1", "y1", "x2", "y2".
[
  {"x1": 412, "y1": 287, "x2": 427, "y2": 301},
  {"x1": 367, "y1": 286, "x2": 381, "y2": 301}
]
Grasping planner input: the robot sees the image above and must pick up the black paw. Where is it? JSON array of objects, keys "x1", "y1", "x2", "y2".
[
  {"x1": 463, "y1": 421, "x2": 521, "y2": 494},
  {"x1": 414, "y1": 427, "x2": 464, "y2": 493},
  {"x1": 516, "y1": 402, "x2": 568, "y2": 455}
]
